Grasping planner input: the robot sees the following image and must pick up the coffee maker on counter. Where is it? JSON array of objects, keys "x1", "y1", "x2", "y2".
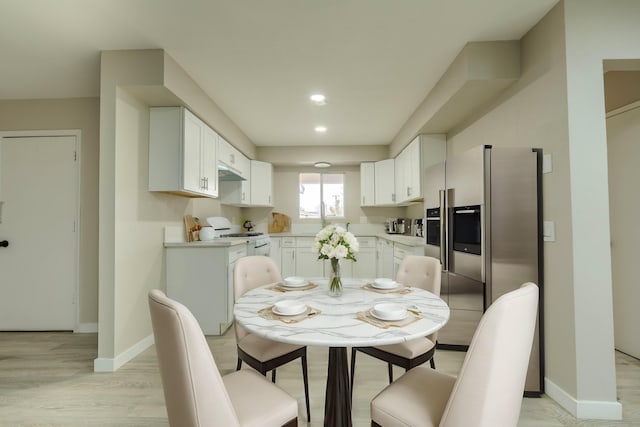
[
  {"x1": 412, "y1": 218, "x2": 424, "y2": 238},
  {"x1": 386, "y1": 218, "x2": 412, "y2": 235}
]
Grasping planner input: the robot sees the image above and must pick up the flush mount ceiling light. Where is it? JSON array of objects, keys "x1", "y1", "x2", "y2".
[
  {"x1": 314, "y1": 161, "x2": 331, "y2": 168},
  {"x1": 310, "y1": 94, "x2": 326, "y2": 105},
  {"x1": 314, "y1": 125, "x2": 327, "y2": 133}
]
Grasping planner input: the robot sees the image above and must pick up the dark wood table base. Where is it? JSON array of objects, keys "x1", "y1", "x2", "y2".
[{"x1": 324, "y1": 347, "x2": 352, "y2": 427}]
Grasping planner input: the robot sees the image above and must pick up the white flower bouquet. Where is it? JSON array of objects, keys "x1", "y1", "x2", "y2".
[{"x1": 313, "y1": 224, "x2": 359, "y2": 294}]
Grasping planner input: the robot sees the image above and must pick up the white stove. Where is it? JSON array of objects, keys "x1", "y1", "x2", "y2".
[{"x1": 206, "y1": 217, "x2": 271, "y2": 256}]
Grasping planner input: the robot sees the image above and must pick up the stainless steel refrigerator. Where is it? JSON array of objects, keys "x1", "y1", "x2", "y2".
[{"x1": 424, "y1": 145, "x2": 544, "y2": 395}]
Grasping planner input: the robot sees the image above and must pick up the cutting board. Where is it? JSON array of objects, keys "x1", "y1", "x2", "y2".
[
  {"x1": 183, "y1": 215, "x2": 198, "y2": 241},
  {"x1": 268, "y1": 212, "x2": 291, "y2": 233}
]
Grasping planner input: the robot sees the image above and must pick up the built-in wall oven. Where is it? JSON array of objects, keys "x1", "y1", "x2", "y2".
[
  {"x1": 425, "y1": 208, "x2": 441, "y2": 246},
  {"x1": 452, "y1": 205, "x2": 481, "y2": 255}
]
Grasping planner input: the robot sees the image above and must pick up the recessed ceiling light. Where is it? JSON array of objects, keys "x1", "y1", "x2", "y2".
[
  {"x1": 315, "y1": 125, "x2": 327, "y2": 133},
  {"x1": 314, "y1": 161, "x2": 331, "y2": 168},
  {"x1": 310, "y1": 94, "x2": 326, "y2": 105}
]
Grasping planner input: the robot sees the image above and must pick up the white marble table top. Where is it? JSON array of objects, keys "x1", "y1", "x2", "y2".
[{"x1": 233, "y1": 279, "x2": 450, "y2": 347}]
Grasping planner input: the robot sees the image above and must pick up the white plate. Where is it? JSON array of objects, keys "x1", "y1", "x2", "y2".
[
  {"x1": 272, "y1": 300, "x2": 307, "y2": 316},
  {"x1": 371, "y1": 303, "x2": 408, "y2": 321},
  {"x1": 282, "y1": 277, "x2": 308, "y2": 288},
  {"x1": 372, "y1": 278, "x2": 398, "y2": 289}
]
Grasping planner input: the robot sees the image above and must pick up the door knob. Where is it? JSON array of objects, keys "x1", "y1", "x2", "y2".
[{"x1": 0, "y1": 240, "x2": 8, "y2": 247}]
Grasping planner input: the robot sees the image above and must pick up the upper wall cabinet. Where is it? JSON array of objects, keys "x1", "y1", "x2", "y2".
[
  {"x1": 374, "y1": 158, "x2": 396, "y2": 206},
  {"x1": 149, "y1": 107, "x2": 218, "y2": 198},
  {"x1": 219, "y1": 137, "x2": 251, "y2": 206},
  {"x1": 394, "y1": 134, "x2": 446, "y2": 204},
  {"x1": 250, "y1": 160, "x2": 273, "y2": 207},
  {"x1": 218, "y1": 136, "x2": 249, "y2": 179},
  {"x1": 360, "y1": 162, "x2": 376, "y2": 206}
]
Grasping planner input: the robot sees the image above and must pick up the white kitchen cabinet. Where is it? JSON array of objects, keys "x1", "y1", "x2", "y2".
[
  {"x1": 220, "y1": 178, "x2": 251, "y2": 206},
  {"x1": 347, "y1": 236, "x2": 377, "y2": 278},
  {"x1": 280, "y1": 237, "x2": 296, "y2": 278},
  {"x1": 218, "y1": 136, "x2": 248, "y2": 179},
  {"x1": 360, "y1": 162, "x2": 376, "y2": 206},
  {"x1": 250, "y1": 160, "x2": 273, "y2": 206},
  {"x1": 165, "y1": 242, "x2": 247, "y2": 335},
  {"x1": 295, "y1": 237, "x2": 324, "y2": 278},
  {"x1": 378, "y1": 238, "x2": 395, "y2": 278},
  {"x1": 149, "y1": 106, "x2": 218, "y2": 198},
  {"x1": 269, "y1": 237, "x2": 282, "y2": 272},
  {"x1": 395, "y1": 134, "x2": 446, "y2": 204},
  {"x1": 393, "y1": 242, "x2": 424, "y2": 277},
  {"x1": 374, "y1": 158, "x2": 395, "y2": 205},
  {"x1": 218, "y1": 136, "x2": 252, "y2": 206}
]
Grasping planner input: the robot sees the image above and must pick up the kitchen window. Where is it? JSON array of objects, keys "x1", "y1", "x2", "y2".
[{"x1": 299, "y1": 173, "x2": 344, "y2": 219}]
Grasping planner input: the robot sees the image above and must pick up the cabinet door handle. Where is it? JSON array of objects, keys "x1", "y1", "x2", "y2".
[
  {"x1": 407, "y1": 187, "x2": 410, "y2": 196},
  {"x1": 362, "y1": 196, "x2": 365, "y2": 205}
]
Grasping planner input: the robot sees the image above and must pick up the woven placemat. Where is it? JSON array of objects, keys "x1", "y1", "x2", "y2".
[
  {"x1": 356, "y1": 308, "x2": 421, "y2": 329},
  {"x1": 258, "y1": 305, "x2": 321, "y2": 323},
  {"x1": 267, "y1": 281, "x2": 319, "y2": 293},
  {"x1": 361, "y1": 283, "x2": 413, "y2": 294}
]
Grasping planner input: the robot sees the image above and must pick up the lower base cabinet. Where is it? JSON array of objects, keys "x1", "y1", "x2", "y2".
[
  {"x1": 165, "y1": 243, "x2": 247, "y2": 335},
  {"x1": 346, "y1": 237, "x2": 377, "y2": 278}
]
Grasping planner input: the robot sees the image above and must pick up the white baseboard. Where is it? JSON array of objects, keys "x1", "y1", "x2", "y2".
[
  {"x1": 93, "y1": 334, "x2": 154, "y2": 372},
  {"x1": 75, "y1": 323, "x2": 98, "y2": 333},
  {"x1": 545, "y1": 378, "x2": 622, "y2": 420}
]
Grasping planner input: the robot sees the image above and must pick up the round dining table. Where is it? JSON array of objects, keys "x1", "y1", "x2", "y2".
[{"x1": 233, "y1": 278, "x2": 450, "y2": 427}]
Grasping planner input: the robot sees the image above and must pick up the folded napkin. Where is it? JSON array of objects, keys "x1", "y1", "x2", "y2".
[
  {"x1": 356, "y1": 308, "x2": 421, "y2": 329},
  {"x1": 258, "y1": 305, "x2": 321, "y2": 323},
  {"x1": 361, "y1": 283, "x2": 413, "y2": 294},
  {"x1": 267, "y1": 281, "x2": 318, "y2": 292}
]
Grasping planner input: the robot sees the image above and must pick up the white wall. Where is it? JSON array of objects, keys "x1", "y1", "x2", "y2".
[
  {"x1": 607, "y1": 102, "x2": 640, "y2": 360},
  {"x1": 97, "y1": 50, "x2": 246, "y2": 370},
  {"x1": 561, "y1": 0, "x2": 640, "y2": 417}
]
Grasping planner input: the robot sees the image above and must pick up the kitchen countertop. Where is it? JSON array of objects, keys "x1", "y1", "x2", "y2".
[
  {"x1": 164, "y1": 239, "x2": 247, "y2": 248},
  {"x1": 267, "y1": 232, "x2": 426, "y2": 247}
]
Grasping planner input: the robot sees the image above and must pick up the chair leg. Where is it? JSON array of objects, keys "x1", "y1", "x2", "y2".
[
  {"x1": 236, "y1": 358, "x2": 242, "y2": 371},
  {"x1": 271, "y1": 369, "x2": 276, "y2": 383},
  {"x1": 301, "y1": 352, "x2": 311, "y2": 422},
  {"x1": 430, "y1": 357, "x2": 436, "y2": 369},
  {"x1": 387, "y1": 362, "x2": 393, "y2": 384},
  {"x1": 350, "y1": 348, "x2": 357, "y2": 401}
]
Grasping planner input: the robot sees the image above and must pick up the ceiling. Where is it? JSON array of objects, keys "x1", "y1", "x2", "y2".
[{"x1": 0, "y1": 0, "x2": 558, "y2": 147}]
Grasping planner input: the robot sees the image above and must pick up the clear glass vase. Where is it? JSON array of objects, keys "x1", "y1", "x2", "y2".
[{"x1": 329, "y1": 258, "x2": 343, "y2": 297}]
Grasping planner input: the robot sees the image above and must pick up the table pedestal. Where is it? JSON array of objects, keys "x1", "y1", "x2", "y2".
[{"x1": 324, "y1": 347, "x2": 352, "y2": 427}]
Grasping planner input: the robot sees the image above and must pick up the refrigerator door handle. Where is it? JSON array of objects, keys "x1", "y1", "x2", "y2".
[{"x1": 439, "y1": 189, "x2": 448, "y2": 271}]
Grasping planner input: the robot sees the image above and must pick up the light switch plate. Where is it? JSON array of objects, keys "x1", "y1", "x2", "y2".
[
  {"x1": 543, "y1": 154, "x2": 553, "y2": 174},
  {"x1": 543, "y1": 221, "x2": 555, "y2": 242}
]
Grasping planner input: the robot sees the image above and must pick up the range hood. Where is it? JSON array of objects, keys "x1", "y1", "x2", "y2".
[{"x1": 218, "y1": 162, "x2": 246, "y2": 181}]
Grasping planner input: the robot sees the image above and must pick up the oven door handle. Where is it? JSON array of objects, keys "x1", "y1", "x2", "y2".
[{"x1": 254, "y1": 242, "x2": 270, "y2": 249}]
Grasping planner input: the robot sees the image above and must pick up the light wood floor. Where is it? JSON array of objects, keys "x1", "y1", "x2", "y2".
[{"x1": 0, "y1": 330, "x2": 638, "y2": 426}]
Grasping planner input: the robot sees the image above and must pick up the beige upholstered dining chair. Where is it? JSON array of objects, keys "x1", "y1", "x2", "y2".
[
  {"x1": 148, "y1": 289, "x2": 298, "y2": 427},
  {"x1": 370, "y1": 282, "x2": 539, "y2": 427},
  {"x1": 233, "y1": 256, "x2": 311, "y2": 422},
  {"x1": 351, "y1": 255, "x2": 442, "y2": 391}
]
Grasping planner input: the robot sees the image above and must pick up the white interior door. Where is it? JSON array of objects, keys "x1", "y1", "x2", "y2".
[
  {"x1": 0, "y1": 134, "x2": 78, "y2": 330},
  {"x1": 607, "y1": 103, "x2": 640, "y2": 359}
]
